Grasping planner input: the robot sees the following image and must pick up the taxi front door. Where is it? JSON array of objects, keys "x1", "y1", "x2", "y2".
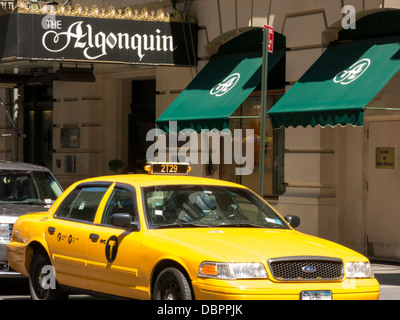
[{"x1": 86, "y1": 184, "x2": 141, "y2": 298}]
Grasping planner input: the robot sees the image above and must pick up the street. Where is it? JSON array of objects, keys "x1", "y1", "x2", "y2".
[
  {"x1": 372, "y1": 262, "x2": 400, "y2": 300},
  {"x1": 0, "y1": 262, "x2": 398, "y2": 300}
]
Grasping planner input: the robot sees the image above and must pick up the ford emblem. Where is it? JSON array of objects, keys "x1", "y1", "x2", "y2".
[{"x1": 302, "y1": 266, "x2": 317, "y2": 273}]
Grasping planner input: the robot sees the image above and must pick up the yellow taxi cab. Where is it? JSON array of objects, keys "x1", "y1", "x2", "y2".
[{"x1": 7, "y1": 162, "x2": 379, "y2": 300}]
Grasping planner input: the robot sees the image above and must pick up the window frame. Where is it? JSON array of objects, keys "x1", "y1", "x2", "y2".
[
  {"x1": 53, "y1": 182, "x2": 112, "y2": 224},
  {"x1": 222, "y1": 90, "x2": 286, "y2": 198},
  {"x1": 100, "y1": 183, "x2": 140, "y2": 230}
]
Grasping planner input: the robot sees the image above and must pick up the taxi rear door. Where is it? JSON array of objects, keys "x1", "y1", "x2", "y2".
[
  {"x1": 44, "y1": 183, "x2": 111, "y2": 290},
  {"x1": 86, "y1": 183, "x2": 141, "y2": 298}
]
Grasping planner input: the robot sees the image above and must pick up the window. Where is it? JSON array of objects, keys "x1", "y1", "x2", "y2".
[
  {"x1": 0, "y1": 170, "x2": 62, "y2": 204},
  {"x1": 102, "y1": 186, "x2": 137, "y2": 225},
  {"x1": 223, "y1": 93, "x2": 286, "y2": 197},
  {"x1": 55, "y1": 185, "x2": 109, "y2": 222},
  {"x1": 143, "y1": 185, "x2": 289, "y2": 229}
]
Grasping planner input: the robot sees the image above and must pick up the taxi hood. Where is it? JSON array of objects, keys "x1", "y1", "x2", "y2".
[
  {"x1": 0, "y1": 203, "x2": 51, "y2": 224},
  {"x1": 150, "y1": 228, "x2": 365, "y2": 262},
  {"x1": 0, "y1": 203, "x2": 50, "y2": 217}
]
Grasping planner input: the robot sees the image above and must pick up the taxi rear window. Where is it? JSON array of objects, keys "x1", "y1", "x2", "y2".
[{"x1": 55, "y1": 186, "x2": 109, "y2": 222}]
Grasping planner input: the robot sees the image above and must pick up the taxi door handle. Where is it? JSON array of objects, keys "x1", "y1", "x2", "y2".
[
  {"x1": 89, "y1": 233, "x2": 99, "y2": 242},
  {"x1": 48, "y1": 227, "x2": 56, "y2": 235}
]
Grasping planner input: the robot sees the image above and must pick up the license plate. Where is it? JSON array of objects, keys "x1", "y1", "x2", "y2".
[{"x1": 300, "y1": 290, "x2": 332, "y2": 300}]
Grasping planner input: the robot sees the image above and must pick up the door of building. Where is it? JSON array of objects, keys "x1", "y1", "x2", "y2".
[
  {"x1": 128, "y1": 80, "x2": 155, "y2": 173},
  {"x1": 23, "y1": 84, "x2": 53, "y2": 169},
  {"x1": 366, "y1": 120, "x2": 400, "y2": 261}
]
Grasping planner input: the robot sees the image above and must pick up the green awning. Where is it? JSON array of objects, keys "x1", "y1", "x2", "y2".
[
  {"x1": 157, "y1": 51, "x2": 284, "y2": 133},
  {"x1": 268, "y1": 36, "x2": 400, "y2": 128}
]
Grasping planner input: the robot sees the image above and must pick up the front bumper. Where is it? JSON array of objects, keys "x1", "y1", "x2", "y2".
[
  {"x1": 0, "y1": 266, "x2": 23, "y2": 278},
  {"x1": 0, "y1": 241, "x2": 22, "y2": 277},
  {"x1": 192, "y1": 278, "x2": 380, "y2": 300}
]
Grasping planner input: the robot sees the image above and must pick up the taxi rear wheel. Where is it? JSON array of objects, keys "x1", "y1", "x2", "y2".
[
  {"x1": 153, "y1": 267, "x2": 192, "y2": 300},
  {"x1": 29, "y1": 251, "x2": 68, "y2": 300}
]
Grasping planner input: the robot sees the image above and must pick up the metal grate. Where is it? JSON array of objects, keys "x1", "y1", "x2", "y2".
[
  {"x1": 8, "y1": 224, "x2": 13, "y2": 241},
  {"x1": 268, "y1": 256, "x2": 344, "y2": 281}
]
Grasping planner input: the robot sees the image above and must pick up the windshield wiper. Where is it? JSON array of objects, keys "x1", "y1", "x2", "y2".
[
  {"x1": 155, "y1": 222, "x2": 211, "y2": 229},
  {"x1": 217, "y1": 223, "x2": 266, "y2": 228},
  {"x1": 19, "y1": 201, "x2": 44, "y2": 205},
  {"x1": 218, "y1": 223, "x2": 287, "y2": 229},
  {"x1": 0, "y1": 201, "x2": 43, "y2": 205}
]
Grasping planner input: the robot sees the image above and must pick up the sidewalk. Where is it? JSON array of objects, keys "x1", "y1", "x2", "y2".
[{"x1": 372, "y1": 262, "x2": 400, "y2": 300}]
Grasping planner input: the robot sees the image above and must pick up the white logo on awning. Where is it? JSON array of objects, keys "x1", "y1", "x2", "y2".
[
  {"x1": 333, "y1": 58, "x2": 371, "y2": 85},
  {"x1": 210, "y1": 73, "x2": 240, "y2": 96}
]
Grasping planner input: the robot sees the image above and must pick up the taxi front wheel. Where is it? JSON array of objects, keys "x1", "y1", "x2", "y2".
[
  {"x1": 153, "y1": 267, "x2": 192, "y2": 300},
  {"x1": 29, "y1": 251, "x2": 69, "y2": 300}
]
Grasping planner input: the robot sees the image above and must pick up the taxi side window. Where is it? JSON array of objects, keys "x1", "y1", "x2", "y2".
[
  {"x1": 101, "y1": 186, "x2": 138, "y2": 225},
  {"x1": 55, "y1": 186, "x2": 109, "y2": 222}
]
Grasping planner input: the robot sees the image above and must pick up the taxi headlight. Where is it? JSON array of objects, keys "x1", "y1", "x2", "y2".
[
  {"x1": 198, "y1": 262, "x2": 267, "y2": 280},
  {"x1": 346, "y1": 262, "x2": 374, "y2": 278}
]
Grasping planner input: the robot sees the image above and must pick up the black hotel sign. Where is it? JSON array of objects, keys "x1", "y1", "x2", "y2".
[{"x1": 0, "y1": 12, "x2": 198, "y2": 66}]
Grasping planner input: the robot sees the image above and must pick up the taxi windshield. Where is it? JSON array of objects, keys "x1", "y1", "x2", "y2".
[
  {"x1": 143, "y1": 185, "x2": 289, "y2": 230},
  {"x1": 0, "y1": 170, "x2": 63, "y2": 205}
]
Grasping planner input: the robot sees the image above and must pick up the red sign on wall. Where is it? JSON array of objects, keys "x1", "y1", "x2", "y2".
[{"x1": 264, "y1": 25, "x2": 274, "y2": 53}]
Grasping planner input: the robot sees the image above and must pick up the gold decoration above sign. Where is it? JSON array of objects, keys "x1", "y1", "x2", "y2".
[{"x1": 0, "y1": 0, "x2": 196, "y2": 23}]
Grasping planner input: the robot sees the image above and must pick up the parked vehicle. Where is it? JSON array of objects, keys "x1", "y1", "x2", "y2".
[{"x1": 0, "y1": 161, "x2": 63, "y2": 276}]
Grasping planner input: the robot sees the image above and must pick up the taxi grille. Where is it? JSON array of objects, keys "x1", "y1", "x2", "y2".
[
  {"x1": 268, "y1": 257, "x2": 344, "y2": 281},
  {"x1": 9, "y1": 224, "x2": 13, "y2": 240}
]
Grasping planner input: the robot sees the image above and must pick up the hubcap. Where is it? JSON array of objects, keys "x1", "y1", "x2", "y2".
[
  {"x1": 33, "y1": 260, "x2": 48, "y2": 299},
  {"x1": 162, "y1": 278, "x2": 180, "y2": 300}
]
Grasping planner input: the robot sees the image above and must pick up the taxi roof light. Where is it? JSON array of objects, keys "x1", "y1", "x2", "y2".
[{"x1": 144, "y1": 162, "x2": 191, "y2": 175}]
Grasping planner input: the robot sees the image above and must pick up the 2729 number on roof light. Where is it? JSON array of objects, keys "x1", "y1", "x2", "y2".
[{"x1": 145, "y1": 162, "x2": 191, "y2": 175}]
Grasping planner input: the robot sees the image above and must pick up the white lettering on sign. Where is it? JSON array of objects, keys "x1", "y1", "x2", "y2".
[
  {"x1": 333, "y1": 58, "x2": 370, "y2": 85},
  {"x1": 42, "y1": 21, "x2": 176, "y2": 61}
]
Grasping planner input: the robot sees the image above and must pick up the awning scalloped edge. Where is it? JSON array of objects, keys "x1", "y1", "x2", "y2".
[{"x1": 0, "y1": 0, "x2": 196, "y2": 23}]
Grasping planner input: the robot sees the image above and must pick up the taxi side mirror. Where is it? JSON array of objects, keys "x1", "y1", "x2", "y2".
[
  {"x1": 284, "y1": 215, "x2": 300, "y2": 229},
  {"x1": 110, "y1": 213, "x2": 139, "y2": 230}
]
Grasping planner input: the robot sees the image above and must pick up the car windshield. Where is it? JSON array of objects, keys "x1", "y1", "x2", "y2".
[
  {"x1": 143, "y1": 185, "x2": 289, "y2": 230},
  {"x1": 0, "y1": 170, "x2": 63, "y2": 205}
]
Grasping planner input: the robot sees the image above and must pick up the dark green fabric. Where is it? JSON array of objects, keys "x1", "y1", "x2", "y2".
[
  {"x1": 157, "y1": 51, "x2": 284, "y2": 133},
  {"x1": 268, "y1": 36, "x2": 400, "y2": 128},
  {"x1": 338, "y1": 11, "x2": 400, "y2": 41}
]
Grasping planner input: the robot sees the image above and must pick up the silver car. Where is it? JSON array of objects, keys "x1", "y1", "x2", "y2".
[{"x1": 0, "y1": 161, "x2": 63, "y2": 277}]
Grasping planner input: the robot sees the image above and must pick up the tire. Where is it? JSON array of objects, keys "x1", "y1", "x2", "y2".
[
  {"x1": 29, "y1": 251, "x2": 68, "y2": 300},
  {"x1": 153, "y1": 267, "x2": 192, "y2": 300}
]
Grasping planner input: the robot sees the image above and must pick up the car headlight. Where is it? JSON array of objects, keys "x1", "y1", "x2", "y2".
[
  {"x1": 198, "y1": 262, "x2": 267, "y2": 280},
  {"x1": 346, "y1": 262, "x2": 374, "y2": 278},
  {"x1": 0, "y1": 224, "x2": 11, "y2": 242}
]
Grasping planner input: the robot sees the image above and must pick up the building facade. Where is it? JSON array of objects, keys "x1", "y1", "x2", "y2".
[{"x1": 1, "y1": 0, "x2": 400, "y2": 262}]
